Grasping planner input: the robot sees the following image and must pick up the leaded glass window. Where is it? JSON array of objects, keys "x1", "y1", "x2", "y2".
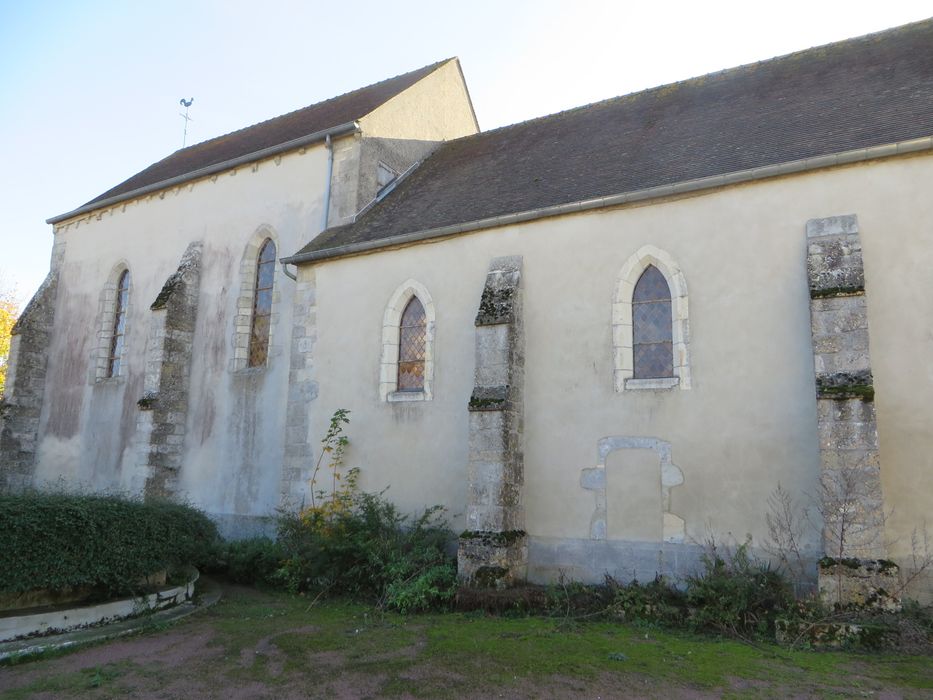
[
  {"x1": 397, "y1": 297, "x2": 426, "y2": 391},
  {"x1": 107, "y1": 270, "x2": 130, "y2": 378},
  {"x1": 632, "y1": 265, "x2": 673, "y2": 378},
  {"x1": 248, "y1": 239, "x2": 276, "y2": 367}
]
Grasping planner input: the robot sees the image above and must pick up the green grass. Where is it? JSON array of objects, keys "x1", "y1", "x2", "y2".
[{"x1": 2, "y1": 584, "x2": 931, "y2": 699}]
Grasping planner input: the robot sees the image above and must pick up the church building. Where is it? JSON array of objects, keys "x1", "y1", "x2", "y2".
[{"x1": 3, "y1": 19, "x2": 932, "y2": 597}]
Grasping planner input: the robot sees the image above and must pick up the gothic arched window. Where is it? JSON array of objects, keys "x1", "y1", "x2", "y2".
[
  {"x1": 632, "y1": 265, "x2": 673, "y2": 379},
  {"x1": 248, "y1": 238, "x2": 276, "y2": 367},
  {"x1": 107, "y1": 269, "x2": 130, "y2": 378},
  {"x1": 379, "y1": 280, "x2": 435, "y2": 402},
  {"x1": 397, "y1": 296, "x2": 427, "y2": 391}
]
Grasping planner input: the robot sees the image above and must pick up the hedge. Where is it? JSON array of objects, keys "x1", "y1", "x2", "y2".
[{"x1": 0, "y1": 492, "x2": 219, "y2": 595}]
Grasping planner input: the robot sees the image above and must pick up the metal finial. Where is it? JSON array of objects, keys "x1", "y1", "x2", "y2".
[{"x1": 179, "y1": 98, "x2": 194, "y2": 147}]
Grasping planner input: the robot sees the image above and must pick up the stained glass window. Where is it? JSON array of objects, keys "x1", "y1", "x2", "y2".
[
  {"x1": 107, "y1": 270, "x2": 130, "y2": 378},
  {"x1": 248, "y1": 239, "x2": 276, "y2": 367},
  {"x1": 632, "y1": 265, "x2": 673, "y2": 378},
  {"x1": 397, "y1": 296, "x2": 426, "y2": 391}
]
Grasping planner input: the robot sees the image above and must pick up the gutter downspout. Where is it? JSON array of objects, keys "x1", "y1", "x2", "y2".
[
  {"x1": 280, "y1": 130, "x2": 338, "y2": 282},
  {"x1": 321, "y1": 133, "x2": 334, "y2": 231}
]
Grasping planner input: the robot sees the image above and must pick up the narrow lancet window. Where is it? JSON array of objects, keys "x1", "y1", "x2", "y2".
[
  {"x1": 107, "y1": 270, "x2": 130, "y2": 377},
  {"x1": 397, "y1": 296, "x2": 426, "y2": 391},
  {"x1": 632, "y1": 265, "x2": 673, "y2": 378},
  {"x1": 248, "y1": 238, "x2": 276, "y2": 367}
]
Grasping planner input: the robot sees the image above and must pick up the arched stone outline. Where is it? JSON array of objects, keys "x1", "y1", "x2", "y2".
[
  {"x1": 93, "y1": 261, "x2": 132, "y2": 382},
  {"x1": 580, "y1": 436, "x2": 685, "y2": 543},
  {"x1": 612, "y1": 245, "x2": 691, "y2": 391},
  {"x1": 379, "y1": 279, "x2": 436, "y2": 402},
  {"x1": 232, "y1": 225, "x2": 282, "y2": 371}
]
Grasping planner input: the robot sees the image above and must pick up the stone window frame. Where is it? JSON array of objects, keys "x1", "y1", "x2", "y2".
[
  {"x1": 94, "y1": 262, "x2": 132, "y2": 382},
  {"x1": 379, "y1": 279, "x2": 436, "y2": 402},
  {"x1": 612, "y1": 245, "x2": 691, "y2": 392},
  {"x1": 233, "y1": 227, "x2": 282, "y2": 371}
]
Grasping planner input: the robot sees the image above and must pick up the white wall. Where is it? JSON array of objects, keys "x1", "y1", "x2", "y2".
[
  {"x1": 305, "y1": 152, "x2": 933, "y2": 582},
  {"x1": 36, "y1": 144, "x2": 329, "y2": 533}
]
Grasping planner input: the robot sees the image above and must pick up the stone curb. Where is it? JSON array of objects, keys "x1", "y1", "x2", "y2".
[{"x1": 0, "y1": 582, "x2": 223, "y2": 663}]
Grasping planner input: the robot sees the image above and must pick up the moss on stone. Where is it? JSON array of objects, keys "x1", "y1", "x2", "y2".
[
  {"x1": 460, "y1": 530, "x2": 527, "y2": 547},
  {"x1": 818, "y1": 384, "x2": 875, "y2": 401},
  {"x1": 137, "y1": 393, "x2": 159, "y2": 411},
  {"x1": 476, "y1": 286, "x2": 515, "y2": 325},
  {"x1": 473, "y1": 565, "x2": 508, "y2": 588},
  {"x1": 810, "y1": 285, "x2": 864, "y2": 299},
  {"x1": 468, "y1": 395, "x2": 506, "y2": 410}
]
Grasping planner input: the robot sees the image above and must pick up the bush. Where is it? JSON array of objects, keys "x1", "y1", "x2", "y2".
[
  {"x1": 607, "y1": 575, "x2": 687, "y2": 626},
  {"x1": 0, "y1": 491, "x2": 219, "y2": 596},
  {"x1": 222, "y1": 537, "x2": 285, "y2": 586},
  {"x1": 275, "y1": 492, "x2": 456, "y2": 611},
  {"x1": 685, "y1": 540, "x2": 794, "y2": 637}
]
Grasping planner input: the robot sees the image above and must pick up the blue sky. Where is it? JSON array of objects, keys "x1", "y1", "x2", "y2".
[{"x1": 2, "y1": 0, "x2": 930, "y2": 304}]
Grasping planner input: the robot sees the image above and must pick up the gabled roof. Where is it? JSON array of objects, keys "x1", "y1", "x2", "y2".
[
  {"x1": 49, "y1": 59, "x2": 455, "y2": 223},
  {"x1": 290, "y1": 19, "x2": 933, "y2": 264}
]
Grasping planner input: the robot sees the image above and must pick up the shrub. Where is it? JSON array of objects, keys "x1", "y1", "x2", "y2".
[
  {"x1": 0, "y1": 491, "x2": 219, "y2": 596},
  {"x1": 222, "y1": 537, "x2": 285, "y2": 586},
  {"x1": 272, "y1": 408, "x2": 456, "y2": 611},
  {"x1": 275, "y1": 493, "x2": 456, "y2": 611},
  {"x1": 685, "y1": 539, "x2": 794, "y2": 637},
  {"x1": 607, "y1": 575, "x2": 687, "y2": 626}
]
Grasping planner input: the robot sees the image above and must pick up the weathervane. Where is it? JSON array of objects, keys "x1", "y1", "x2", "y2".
[{"x1": 179, "y1": 98, "x2": 194, "y2": 147}]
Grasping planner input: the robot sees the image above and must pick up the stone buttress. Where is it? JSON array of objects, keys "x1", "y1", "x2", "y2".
[
  {"x1": 805, "y1": 215, "x2": 898, "y2": 607},
  {"x1": 0, "y1": 239, "x2": 65, "y2": 491},
  {"x1": 458, "y1": 256, "x2": 527, "y2": 587},
  {"x1": 135, "y1": 242, "x2": 202, "y2": 500}
]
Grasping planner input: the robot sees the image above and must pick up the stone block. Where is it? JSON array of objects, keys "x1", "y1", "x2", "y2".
[
  {"x1": 806, "y1": 214, "x2": 859, "y2": 239},
  {"x1": 818, "y1": 558, "x2": 901, "y2": 611}
]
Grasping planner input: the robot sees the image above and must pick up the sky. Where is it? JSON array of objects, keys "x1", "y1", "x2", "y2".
[{"x1": 1, "y1": 0, "x2": 931, "y2": 305}]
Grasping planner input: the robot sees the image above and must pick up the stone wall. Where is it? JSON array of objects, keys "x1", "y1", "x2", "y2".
[
  {"x1": 458, "y1": 256, "x2": 527, "y2": 586},
  {"x1": 136, "y1": 242, "x2": 202, "y2": 500}
]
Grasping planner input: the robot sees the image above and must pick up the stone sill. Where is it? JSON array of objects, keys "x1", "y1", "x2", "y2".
[
  {"x1": 387, "y1": 390, "x2": 428, "y2": 403},
  {"x1": 625, "y1": 377, "x2": 679, "y2": 391},
  {"x1": 93, "y1": 375, "x2": 126, "y2": 387}
]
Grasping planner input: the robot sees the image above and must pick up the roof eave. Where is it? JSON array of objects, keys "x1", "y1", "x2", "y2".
[
  {"x1": 47, "y1": 121, "x2": 361, "y2": 225},
  {"x1": 282, "y1": 135, "x2": 933, "y2": 266}
]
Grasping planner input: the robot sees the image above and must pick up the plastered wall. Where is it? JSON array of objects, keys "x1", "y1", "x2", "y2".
[
  {"x1": 305, "y1": 153, "x2": 933, "y2": 587},
  {"x1": 32, "y1": 144, "x2": 330, "y2": 534}
]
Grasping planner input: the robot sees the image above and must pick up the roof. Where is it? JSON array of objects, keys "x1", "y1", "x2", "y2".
[
  {"x1": 292, "y1": 19, "x2": 933, "y2": 263},
  {"x1": 50, "y1": 59, "x2": 455, "y2": 223}
]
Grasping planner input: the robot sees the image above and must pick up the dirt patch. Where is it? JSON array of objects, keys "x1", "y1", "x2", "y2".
[
  {"x1": 238, "y1": 624, "x2": 319, "y2": 678},
  {"x1": 463, "y1": 672, "x2": 722, "y2": 700}
]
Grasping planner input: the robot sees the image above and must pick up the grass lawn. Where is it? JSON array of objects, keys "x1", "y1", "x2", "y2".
[{"x1": 0, "y1": 582, "x2": 930, "y2": 699}]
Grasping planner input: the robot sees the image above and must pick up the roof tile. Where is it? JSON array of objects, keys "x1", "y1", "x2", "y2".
[
  {"x1": 297, "y1": 19, "x2": 933, "y2": 260},
  {"x1": 84, "y1": 59, "x2": 452, "y2": 207}
]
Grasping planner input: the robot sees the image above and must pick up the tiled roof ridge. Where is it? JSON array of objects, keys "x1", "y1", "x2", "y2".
[
  {"x1": 453, "y1": 17, "x2": 933, "y2": 143},
  {"x1": 166, "y1": 57, "x2": 455, "y2": 157}
]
